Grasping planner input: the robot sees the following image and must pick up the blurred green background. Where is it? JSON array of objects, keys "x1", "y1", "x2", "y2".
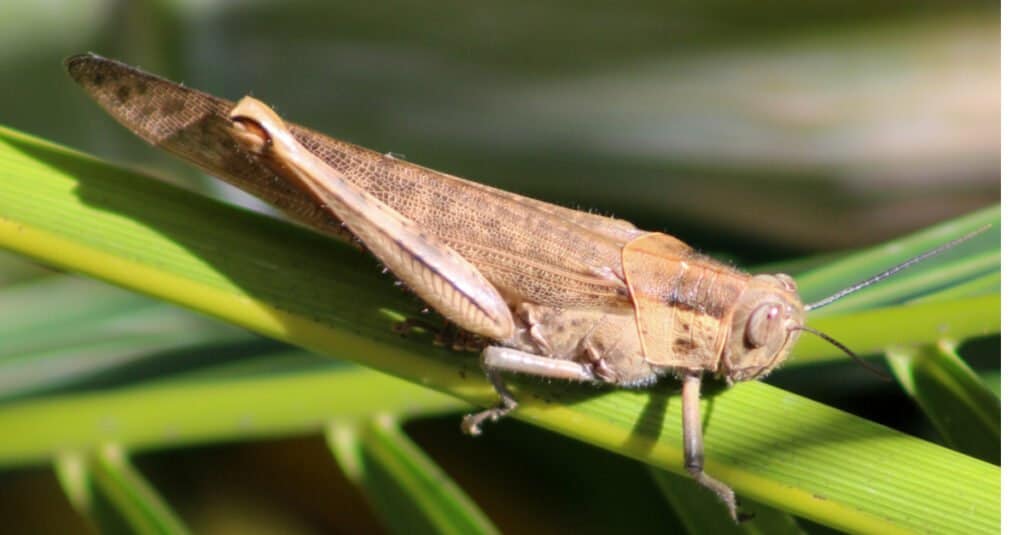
[
  {"x1": 0, "y1": 1, "x2": 999, "y2": 533},
  {"x1": 1, "y1": 0, "x2": 998, "y2": 252}
]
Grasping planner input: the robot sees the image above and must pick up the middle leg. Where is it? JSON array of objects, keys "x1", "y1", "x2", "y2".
[{"x1": 461, "y1": 346, "x2": 597, "y2": 435}]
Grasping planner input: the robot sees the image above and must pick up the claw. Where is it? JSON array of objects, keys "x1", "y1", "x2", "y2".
[{"x1": 461, "y1": 396, "x2": 518, "y2": 436}]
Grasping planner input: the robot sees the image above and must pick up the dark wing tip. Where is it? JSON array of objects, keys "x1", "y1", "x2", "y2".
[
  {"x1": 64, "y1": 52, "x2": 103, "y2": 78},
  {"x1": 65, "y1": 53, "x2": 140, "y2": 88}
]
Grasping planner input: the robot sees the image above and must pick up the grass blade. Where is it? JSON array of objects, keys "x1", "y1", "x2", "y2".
[
  {"x1": 55, "y1": 447, "x2": 189, "y2": 535},
  {"x1": 327, "y1": 419, "x2": 498, "y2": 535},
  {"x1": 796, "y1": 206, "x2": 998, "y2": 314},
  {"x1": 0, "y1": 363, "x2": 463, "y2": 467},
  {"x1": 887, "y1": 342, "x2": 1000, "y2": 464},
  {"x1": 792, "y1": 293, "x2": 998, "y2": 364}
]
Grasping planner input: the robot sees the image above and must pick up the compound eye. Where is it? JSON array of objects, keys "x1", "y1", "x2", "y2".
[{"x1": 745, "y1": 303, "x2": 781, "y2": 348}]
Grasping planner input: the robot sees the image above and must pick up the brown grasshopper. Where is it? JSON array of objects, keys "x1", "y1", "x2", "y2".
[{"x1": 66, "y1": 53, "x2": 983, "y2": 520}]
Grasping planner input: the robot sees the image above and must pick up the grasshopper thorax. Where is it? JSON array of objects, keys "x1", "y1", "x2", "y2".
[{"x1": 719, "y1": 274, "x2": 805, "y2": 383}]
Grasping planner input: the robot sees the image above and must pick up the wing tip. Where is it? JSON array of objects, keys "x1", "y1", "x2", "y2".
[{"x1": 64, "y1": 52, "x2": 106, "y2": 81}]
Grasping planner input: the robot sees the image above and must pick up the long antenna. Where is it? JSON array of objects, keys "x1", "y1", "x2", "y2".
[
  {"x1": 792, "y1": 326, "x2": 891, "y2": 379},
  {"x1": 804, "y1": 224, "x2": 991, "y2": 312}
]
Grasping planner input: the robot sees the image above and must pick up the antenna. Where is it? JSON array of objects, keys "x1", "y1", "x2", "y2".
[
  {"x1": 792, "y1": 325, "x2": 890, "y2": 379},
  {"x1": 805, "y1": 225, "x2": 991, "y2": 312}
]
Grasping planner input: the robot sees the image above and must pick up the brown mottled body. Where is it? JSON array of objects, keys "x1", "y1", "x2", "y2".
[
  {"x1": 67, "y1": 54, "x2": 811, "y2": 521},
  {"x1": 505, "y1": 237, "x2": 754, "y2": 388},
  {"x1": 66, "y1": 55, "x2": 640, "y2": 313}
]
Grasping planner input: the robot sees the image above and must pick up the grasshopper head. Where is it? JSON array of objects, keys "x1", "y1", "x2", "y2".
[
  {"x1": 715, "y1": 225, "x2": 990, "y2": 383},
  {"x1": 719, "y1": 274, "x2": 805, "y2": 383}
]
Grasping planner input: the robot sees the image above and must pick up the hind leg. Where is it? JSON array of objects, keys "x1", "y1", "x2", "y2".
[{"x1": 461, "y1": 346, "x2": 596, "y2": 435}]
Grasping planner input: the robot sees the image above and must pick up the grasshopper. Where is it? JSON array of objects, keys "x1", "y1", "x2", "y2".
[{"x1": 66, "y1": 53, "x2": 984, "y2": 520}]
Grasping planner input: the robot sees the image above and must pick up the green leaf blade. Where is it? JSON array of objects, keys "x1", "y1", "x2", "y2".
[
  {"x1": 887, "y1": 343, "x2": 1000, "y2": 464},
  {"x1": 328, "y1": 419, "x2": 498, "y2": 535},
  {"x1": 55, "y1": 447, "x2": 189, "y2": 535}
]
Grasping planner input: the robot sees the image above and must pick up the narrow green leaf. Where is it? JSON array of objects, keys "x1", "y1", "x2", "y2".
[
  {"x1": 792, "y1": 293, "x2": 998, "y2": 365},
  {"x1": 54, "y1": 452, "x2": 91, "y2": 516},
  {"x1": 0, "y1": 275, "x2": 242, "y2": 353},
  {"x1": 326, "y1": 423, "x2": 364, "y2": 482},
  {"x1": 527, "y1": 379, "x2": 999, "y2": 534},
  {"x1": 0, "y1": 249, "x2": 53, "y2": 285},
  {"x1": 0, "y1": 127, "x2": 999, "y2": 533},
  {"x1": 887, "y1": 342, "x2": 1000, "y2": 464},
  {"x1": 909, "y1": 272, "x2": 1000, "y2": 303},
  {"x1": 0, "y1": 274, "x2": 259, "y2": 400},
  {"x1": 327, "y1": 419, "x2": 498, "y2": 535},
  {"x1": 92, "y1": 444, "x2": 189, "y2": 535},
  {"x1": 796, "y1": 206, "x2": 998, "y2": 313},
  {"x1": 978, "y1": 371, "x2": 1000, "y2": 398},
  {"x1": 0, "y1": 364, "x2": 463, "y2": 467},
  {"x1": 55, "y1": 446, "x2": 189, "y2": 535},
  {"x1": 807, "y1": 251, "x2": 997, "y2": 313}
]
